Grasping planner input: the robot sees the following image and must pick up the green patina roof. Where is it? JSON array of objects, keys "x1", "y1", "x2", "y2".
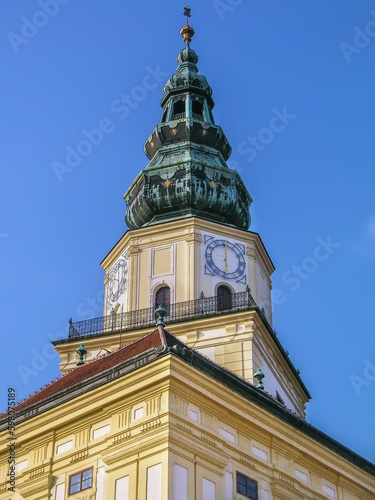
[{"x1": 124, "y1": 22, "x2": 252, "y2": 230}]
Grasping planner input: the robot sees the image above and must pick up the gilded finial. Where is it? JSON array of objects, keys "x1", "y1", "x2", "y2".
[{"x1": 180, "y1": 6, "x2": 195, "y2": 43}]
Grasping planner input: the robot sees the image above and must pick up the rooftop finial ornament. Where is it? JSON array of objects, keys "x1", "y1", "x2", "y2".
[
  {"x1": 254, "y1": 368, "x2": 265, "y2": 390},
  {"x1": 76, "y1": 344, "x2": 87, "y2": 366},
  {"x1": 155, "y1": 304, "x2": 167, "y2": 327},
  {"x1": 180, "y1": 6, "x2": 195, "y2": 44}
]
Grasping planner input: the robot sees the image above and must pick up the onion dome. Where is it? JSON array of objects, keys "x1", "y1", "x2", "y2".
[
  {"x1": 124, "y1": 13, "x2": 252, "y2": 231},
  {"x1": 163, "y1": 44, "x2": 212, "y2": 98}
]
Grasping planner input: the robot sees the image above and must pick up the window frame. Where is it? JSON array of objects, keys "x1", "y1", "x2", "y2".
[
  {"x1": 217, "y1": 285, "x2": 232, "y2": 311},
  {"x1": 192, "y1": 99, "x2": 204, "y2": 120},
  {"x1": 236, "y1": 471, "x2": 258, "y2": 500},
  {"x1": 155, "y1": 285, "x2": 171, "y2": 315},
  {"x1": 172, "y1": 99, "x2": 185, "y2": 120},
  {"x1": 68, "y1": 467, "x2": 93, "y2": 496}
]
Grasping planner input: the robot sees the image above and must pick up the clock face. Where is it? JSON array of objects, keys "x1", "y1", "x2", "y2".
[
  {"x1": 107, "y1": 253, "x2": 128, "y2": 308},
  {"x1": 205, "y1": 239, "x2": 246, "y2": 279}
]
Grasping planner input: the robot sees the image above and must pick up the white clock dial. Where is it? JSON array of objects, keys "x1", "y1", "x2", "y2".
[{"x1": 107, "y1": 251, "x2": 128, "y2": 310}]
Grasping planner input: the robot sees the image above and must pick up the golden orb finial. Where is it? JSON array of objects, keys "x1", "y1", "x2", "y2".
[{"x1": 180, "y1": 6, "x2": 195, "y2": 43}]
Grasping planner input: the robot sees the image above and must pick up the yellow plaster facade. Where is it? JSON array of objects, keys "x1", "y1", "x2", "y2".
[
  {"x1": 58, "y1": 218, "x2": 309, "y2": 416},
  {"x1": 101, "y1": 218, "x2": 274, "y2": 324},
  {"x1": 1, "y1": 354, "x2": 374, "y2": 500}
]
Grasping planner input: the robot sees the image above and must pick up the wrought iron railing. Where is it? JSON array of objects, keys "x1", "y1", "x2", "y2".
[
  {"x1": 68, "y1": 289, "x2": 257, "y2": 339},
  {"x1": 172, "y1": 112, "x2": 185, "y2": 120}
]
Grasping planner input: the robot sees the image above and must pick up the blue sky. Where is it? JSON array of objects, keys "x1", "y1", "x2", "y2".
[{"x1": 1, "y1": 1, "x2": 374, "y2": 462}]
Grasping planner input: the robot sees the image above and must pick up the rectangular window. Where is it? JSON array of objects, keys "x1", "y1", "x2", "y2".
[
  {"x1": 69, "y1": 468, "x2": 93, "y2": 495},
  {"x1": 236, "y1": 472, "x2": 258, "y2": 499}
]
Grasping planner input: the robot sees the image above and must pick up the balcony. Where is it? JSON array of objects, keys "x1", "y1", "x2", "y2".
[{"x1": 68, "y1": 290, "x2": 257, "y2": 340}]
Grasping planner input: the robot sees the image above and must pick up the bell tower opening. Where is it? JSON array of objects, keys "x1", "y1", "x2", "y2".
[
  {"x1": 172, "y1": 99, "x2": 185, "y2": 120},
  {"x1": 192, "y1": 99, "x2": 203, "y2": 120}
]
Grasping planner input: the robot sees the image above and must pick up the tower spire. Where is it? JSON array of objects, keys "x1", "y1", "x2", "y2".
[{"x1": 124, "y1": 14, "x2": 252, "y2": 230}]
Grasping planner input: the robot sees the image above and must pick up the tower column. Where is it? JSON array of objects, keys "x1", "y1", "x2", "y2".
[
  {"x1": 185, "y1": 231, "x2": 202, "y2": 301},
  {"x1": 127, "y1": 244, "x2": 139, "y2": 311},
  {"x1": 186, "y1": 93, "x2": 191, "y2": 118}
]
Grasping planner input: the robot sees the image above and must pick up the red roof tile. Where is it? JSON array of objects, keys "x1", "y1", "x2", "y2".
[{"x1": 11, "y1": 327, "x2": 167, "y2": 413}]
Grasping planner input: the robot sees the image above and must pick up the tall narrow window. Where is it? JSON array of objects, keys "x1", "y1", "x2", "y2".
[
  {"x1": 172, "y1": 100, "x2": 185, "y2": 120},
  {"x1": 155, "y1": 286, "x2": 170, "y2": 315},
  {"x1": 217, "y1": 286, "x2": 232, "y2": 311},
  {"x1": 192, "y1": 100, "x2": 203, "y2": 120}
]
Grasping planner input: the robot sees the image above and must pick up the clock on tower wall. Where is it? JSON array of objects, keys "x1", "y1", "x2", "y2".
[
  {"x1": 203, "y1": 234, "x2": 247, "y2": 294},
  {"x1": 106, "y1": 251, "x2": 128, "y2": 313}
]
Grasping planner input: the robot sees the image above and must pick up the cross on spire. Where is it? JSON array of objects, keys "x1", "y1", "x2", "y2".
[
  {"x1": 181, "y1": 6, "x2": 194, "y2": 43},
  {"x1": 184, "y1": 6, "x2": 191, "y2": 25}
]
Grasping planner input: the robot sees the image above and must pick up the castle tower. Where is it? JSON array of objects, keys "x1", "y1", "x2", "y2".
[{"x1": 55, "y1": 14, "x2": 309, "y2": 419}]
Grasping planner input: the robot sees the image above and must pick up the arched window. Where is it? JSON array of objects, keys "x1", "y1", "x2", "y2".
[
  {"x1": 217, "y1": 285, "x2": 232, "y2": 311},
  {"x1": 155, "y1": 286, "x2": 170, "y2": 315},
  {"x1": 172, "y1": 100, "x2": 185, "y2": 120}
]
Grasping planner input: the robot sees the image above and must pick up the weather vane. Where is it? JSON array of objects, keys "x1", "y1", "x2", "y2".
[{"x1": 184, "y1": 6, "x2": 191, "y2": 25}]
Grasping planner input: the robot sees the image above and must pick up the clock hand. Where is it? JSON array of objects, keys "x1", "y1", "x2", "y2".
[{"x1": 224, "y1": 240, "x2": 228, "y2": 274}]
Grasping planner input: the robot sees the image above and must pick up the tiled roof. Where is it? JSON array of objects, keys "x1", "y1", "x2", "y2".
[{"x1": 10, "y1": 326, "x2": 168, "y2": 413}]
